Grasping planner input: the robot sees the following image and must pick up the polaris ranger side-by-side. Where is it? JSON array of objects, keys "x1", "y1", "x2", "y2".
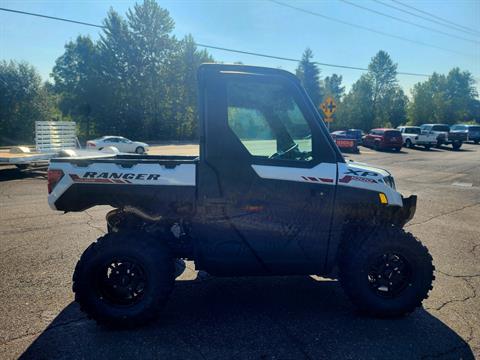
[{"x1": 47, "y1": 64, "x2": 434, "y2": 327}]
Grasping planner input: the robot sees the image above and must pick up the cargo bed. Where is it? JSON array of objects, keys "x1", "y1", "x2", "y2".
[{"x1": 48, "y1": 154, "x2": 198, "y2": 213}]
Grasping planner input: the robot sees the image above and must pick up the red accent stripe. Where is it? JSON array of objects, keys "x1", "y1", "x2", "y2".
[{"x1": 319, "y1": 178, "x2": 334, "y2": 183}]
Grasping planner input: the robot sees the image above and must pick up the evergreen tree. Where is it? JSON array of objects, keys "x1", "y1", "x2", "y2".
[
  {"x1": 296, "y1": 48, "x2": 323, "y2": 107},
  {"x1": 323, "y1": 74, "x2": 345, "y2": 102}
]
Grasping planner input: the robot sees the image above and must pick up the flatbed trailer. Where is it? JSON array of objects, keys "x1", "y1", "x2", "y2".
[
  {"x1": 0, "y1": 121, "x2": 79, "y2": 168},
  {"x1": 0, "y1": 150, "x2": 55, "y2": 166}
]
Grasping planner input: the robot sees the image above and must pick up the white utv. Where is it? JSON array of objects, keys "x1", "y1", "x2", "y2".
[{"x1": 47, "y1": 64, "x2": 434, "y2": 327}]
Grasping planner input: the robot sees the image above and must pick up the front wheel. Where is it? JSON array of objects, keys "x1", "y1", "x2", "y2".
[
  {"x1": 339, "y1": 226, "x2": 434, "y2": 317},
  {"x1": 405, "y1": 139, "x2": 412, "y2": 148},
  {"x1": 424, "y1": 145, "x2": 431, "y2": 150},
  {"x1": 135, "y1": 146, "x2": 145, "y2": 154},
  {"x1": 73, "y1": 232, "x2": 174, "y2": 327}
]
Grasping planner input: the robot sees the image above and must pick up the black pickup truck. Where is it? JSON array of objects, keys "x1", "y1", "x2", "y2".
[{"x1": 47, "y1": 64, "x2": 434, "y2": 327}]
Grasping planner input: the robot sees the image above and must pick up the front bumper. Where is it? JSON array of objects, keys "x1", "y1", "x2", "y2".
[{"x1": 391, "y1": 195, "x2": 417, "y2": 227}]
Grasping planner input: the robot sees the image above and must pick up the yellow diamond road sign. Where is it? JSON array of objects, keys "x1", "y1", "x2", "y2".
[{"x1": 320, "y1": 97, "x2": 337, "y2": 118}]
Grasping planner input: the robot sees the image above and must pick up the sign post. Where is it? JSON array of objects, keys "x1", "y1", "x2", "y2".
[{"x1": 320, "y1": 97, "x2": 337, "y2": 130}]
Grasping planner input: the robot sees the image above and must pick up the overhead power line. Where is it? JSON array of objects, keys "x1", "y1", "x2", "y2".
[
  {"x1": 391, "y1": 0, "x2": 480, "y2": 36},
  {"x1": 339, "y1": 0, "x2": 479, "y2": 44},
  {"x1": 268, "y1": 0, "x2": 472, "y2": 57},
  {"x1": 0, "y1": 6, "x2": 431, "y2": 77},
  {"x1": 0, "y1": 7, "x2": 104, "y2": 28},
  {"x1": 195, "y1": 43, "x2": 430, "y2": 76},
  {"x1": 373, "y1": 0, "x2": 480, "y2": 37}
]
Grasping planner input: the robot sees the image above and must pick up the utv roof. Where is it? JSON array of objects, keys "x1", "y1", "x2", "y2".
[{"x1": 198, "y1": 63, "x2": 300, "y2": 83}]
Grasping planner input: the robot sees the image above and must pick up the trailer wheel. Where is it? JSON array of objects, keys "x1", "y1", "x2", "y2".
[
  {"x1": 339, "y1": 226, "x2": 434, "y2": 317},
  {"x1": 452, "y1": 142, "x2": 462, "y2": 151},
  {"x1": 73, "y1": 232, "x2": 174, "y2": 328}
]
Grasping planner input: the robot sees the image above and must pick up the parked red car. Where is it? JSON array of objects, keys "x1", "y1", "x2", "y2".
[{"x1": 363, "y1": 128, "x2": 403, "y2": 152}]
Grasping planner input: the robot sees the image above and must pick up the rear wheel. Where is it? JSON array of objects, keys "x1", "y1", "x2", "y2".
[
  {"x1": 424, "y1": 145, "x2": 431, "y2": 150},
  {"x1": 339, "y1": 226, "x2": 434, "y2": 317},
  {"x1": 73, "y1": 232, "x2": 174, "y2": 327},
  {"x1": 135, "y1": 146, "x2": 145, "y2": 154},
  {"x1": 474, "y1": 140, "x2": 479, "y2": 144},
  {"x1": 393, "y1": 147, "x2": 401, "y2": 152}
]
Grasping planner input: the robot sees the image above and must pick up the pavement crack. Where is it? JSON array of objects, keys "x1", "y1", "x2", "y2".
[
  {"x1": 84, "y1": 210, "x2": 106, "y2": 234},
  {"x1": 427, "y1": 277, "x2": 477, "y2": 311},
  {"x1": 437, "y1": 269, "x2": 480, "y2": 278},
  {"x1": 406, "y1": 202, "x2": 480, "y2": 228},
  {"x1": 0, "y1": 331, "x2": 40, "y2": 346}
]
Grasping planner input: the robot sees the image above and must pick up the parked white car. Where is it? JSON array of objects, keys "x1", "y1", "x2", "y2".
[
  {"x1": 397, "y1": 126, "x2": 437, "y2": 150},
  {"x1": 86, "y1": 136, "x2": 149, "y2": 154}
]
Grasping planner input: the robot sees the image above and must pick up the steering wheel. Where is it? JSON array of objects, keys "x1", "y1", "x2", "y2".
[{"x1": 269, "y1": 143, "x2": 299, "y2": 159}]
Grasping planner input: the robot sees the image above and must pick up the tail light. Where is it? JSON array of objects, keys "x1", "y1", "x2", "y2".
[
  {"x1": 48, "y1": 169, "x2": 64, "y2": 194},
  {"x1": 87, "y1": 141, "x2": 95, "y2": 147}
]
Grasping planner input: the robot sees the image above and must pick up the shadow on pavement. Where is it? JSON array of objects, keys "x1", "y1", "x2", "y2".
[
  {"x1": 20, "y1": 276, "x2": 473, "y2": 360},
  {"x1": 0, "y1": 167, "x2": 46, "y2": 182}
]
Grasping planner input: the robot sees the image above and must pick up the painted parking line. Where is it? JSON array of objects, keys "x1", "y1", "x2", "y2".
[{"x1": 452, "y1": 182, "x2": 473, "y2": 187}]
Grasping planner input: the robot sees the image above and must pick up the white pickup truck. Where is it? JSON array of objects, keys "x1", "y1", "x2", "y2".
[{"x1": 397, "y1": 126, "x2": 437, "y2": 150}]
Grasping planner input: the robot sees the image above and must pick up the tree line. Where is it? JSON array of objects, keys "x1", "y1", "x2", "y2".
[
  {"x1": 1, "y1": 0, "x2": 478, "y2": 145},
  {"x1": 295, "y1": 48, "x2": 479, "y2": 130}
]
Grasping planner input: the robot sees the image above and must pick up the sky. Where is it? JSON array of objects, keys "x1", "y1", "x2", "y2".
[{"x1": 1, "y1": 0, "x2": 479, "y2": 95}]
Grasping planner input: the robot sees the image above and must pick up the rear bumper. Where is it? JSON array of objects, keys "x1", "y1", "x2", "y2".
[
  {"x1": 416, "y1": 139, "x2": 437, "y2": 145},
  {"x1": 390, "y1": 195, "x2": 417, "y2": 227},
  {"x1": 380, "y1": 142, "x2": 403, "y2": 149}
]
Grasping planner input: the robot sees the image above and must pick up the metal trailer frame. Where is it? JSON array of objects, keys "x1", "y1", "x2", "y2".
[{"x1": 0, "y1": 121, "x2": 78, "y2": 167}]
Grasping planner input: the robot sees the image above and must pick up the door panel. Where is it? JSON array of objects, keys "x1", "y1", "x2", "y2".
[{"x1": 195, "y1": 65, "x2": 341, "y2": 276}]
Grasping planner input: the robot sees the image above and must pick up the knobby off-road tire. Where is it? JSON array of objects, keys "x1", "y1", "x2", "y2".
[
  {"x1": 339, "y1": 226, "x2": 434, "y2": 318},
  {"x1": 73, "y1": 232, "x2": 174, "y2": 328}
]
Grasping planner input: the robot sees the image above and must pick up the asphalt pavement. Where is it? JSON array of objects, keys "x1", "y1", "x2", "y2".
[{"x1": 0, "y1": 143, "x2": 479, "y2": 359}]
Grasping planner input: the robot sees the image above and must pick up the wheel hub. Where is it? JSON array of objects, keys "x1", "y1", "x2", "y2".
[
  {"x1": 97, "y1": 259, "x2": 147, "y2": 306},
  {"x1": 367, "y1": 253, "x2": 411, "y2": 298}
]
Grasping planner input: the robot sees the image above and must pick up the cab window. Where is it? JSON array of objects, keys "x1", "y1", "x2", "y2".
[{"x1": 226, "y1": 79, "x2": 313, "y2": 162}]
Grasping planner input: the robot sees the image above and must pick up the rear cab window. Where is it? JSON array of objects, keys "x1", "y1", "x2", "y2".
[
  {"x1": 432, "y1": 125, "x2": 450, "y2": 132},
  {"x1": 384, "y1": 130, "x2": 401, "y2": 138}
]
